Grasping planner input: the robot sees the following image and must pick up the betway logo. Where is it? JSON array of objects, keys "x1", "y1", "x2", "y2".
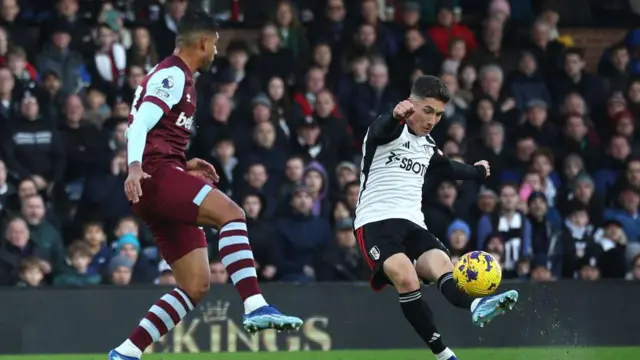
[{"x1": 175, "y1": 112, "x2": 194, "y2": 129}]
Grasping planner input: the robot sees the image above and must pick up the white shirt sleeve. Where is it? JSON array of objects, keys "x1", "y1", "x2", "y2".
[
  {"x1": 142, "y1": 66, "x2": 186, "y2": 114},
  {"x1": 126, "y1": 102, "x2": 165, "y2": 165}
]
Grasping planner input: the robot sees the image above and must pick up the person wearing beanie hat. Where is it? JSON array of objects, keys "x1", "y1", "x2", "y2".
[
  {"x1": 113, "y1": 233, "x2": 157, "y2": 285},
  {"x1": 447, "y1": 219, "x2": 470, "y2": 256},
  {"x1": 108, "y1": 255, "x2": 134, "y2": 286}
]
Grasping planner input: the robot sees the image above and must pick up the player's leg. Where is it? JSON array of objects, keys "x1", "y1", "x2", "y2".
[
  {"x1": 111, "y1": 226, "x2": 209, "y2": 359},
  {"x1": 356, "y1": 220, "x2": 456, "y2": 360},
  {"x1": 382, "y1": 253, "x2": 457, "y2": 360},
  {"x1": 415, "y1": 249, "x2": 519, "y2": 327},
  {"x1": 196, "y1": 188, "x2": 302, "y2": 332}
]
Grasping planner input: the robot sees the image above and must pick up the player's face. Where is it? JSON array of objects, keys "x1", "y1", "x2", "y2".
[
  {"x1": 199, "y1": 31, "x2": 218, "y2": 70},
  {"x1": 408, "y1": 97, "x2": 445, "y2": 136}
]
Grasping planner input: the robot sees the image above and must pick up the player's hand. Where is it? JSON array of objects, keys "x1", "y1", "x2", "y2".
[
  {"x1": 474, "y1": 160, "x2": 491, "y2": 178},
  {"x1": 393, "y1": 100, "x2": 415, "y2": 120},
  {"x1": 125, "y1": 162, "x2": 151, "y2": 203},
  {"x1": 187, "y1": 158, "x2": 220, "y2": 183}
]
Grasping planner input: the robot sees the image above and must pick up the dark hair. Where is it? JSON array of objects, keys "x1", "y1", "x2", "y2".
[
  {"x1": 177, "y1": 9, "x2": 218, "y2": 42},
  {"x1": 610, "y1": 42, "x2": 628, "y2": 55},
  {"x1": 531, "y1": 147, "x2": 555, "y2": 165},
  {"x1": 83, "y1": 221, "x2": 104, "y2": 232},
  {"x1": 499, "y1": 181, "x2": 519, "y2": 194},
  {"x1": 226, "y1": 40, "x2": 249, "y2": 55},
  {"x1": 564, "y1": 47, "x2": 585, "y2": 60},
  {"x1": 410, "y1": 75, "x2": 450, "y2": 103}
]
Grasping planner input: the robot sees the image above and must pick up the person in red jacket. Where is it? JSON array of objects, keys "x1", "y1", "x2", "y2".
[{"x1": 427, "y1": 0, "x2": 476, "y2": 57}]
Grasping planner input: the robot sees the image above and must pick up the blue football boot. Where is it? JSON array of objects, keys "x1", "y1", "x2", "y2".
[
  {"x1": 107, "y1": 349, "x2": 139, "y2": 360},
  {"x1": 242, "y1": 305, "x2": 303, "y2": 334},
  {"x1": 472, "y1": 289, "x2": 519, "y2": 327}
]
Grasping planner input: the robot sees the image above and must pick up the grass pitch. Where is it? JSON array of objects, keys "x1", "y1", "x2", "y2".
[{"x1": 4, "y1": 347, "x2": 640, "y2": 360}]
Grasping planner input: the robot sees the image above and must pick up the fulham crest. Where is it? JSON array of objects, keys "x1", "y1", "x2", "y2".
[{"x1": 369, "y1": 246, "x2": 380, "y2": 260}]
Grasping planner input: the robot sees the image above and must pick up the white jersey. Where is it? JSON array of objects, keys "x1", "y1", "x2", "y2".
[{"x1": 354, "y1": 118, "x2": 438, "y2": 230}]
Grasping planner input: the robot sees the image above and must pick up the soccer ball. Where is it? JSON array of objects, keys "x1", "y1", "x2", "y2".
[{"x1": 453, "y1": 251, "x2": 502, "y2": 297}]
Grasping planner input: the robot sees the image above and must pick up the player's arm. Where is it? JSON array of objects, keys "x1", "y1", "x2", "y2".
[
  {"x1": 126, "y1": 67, "x2": 186, "y2": 166},
  {"x1": 428, "y1": 151, "x2": 487, "y2": 180},
  {"x1": 369, "y1": 100, "x2": 414, "y2": 144}
]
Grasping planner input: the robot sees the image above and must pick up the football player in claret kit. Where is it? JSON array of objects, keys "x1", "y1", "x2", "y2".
[
  {"x1": 353, "y1": 75, "x2": 519, "y2": 360},
  {"x1": 108, "y1": 10, "x2": 302, "y2": 360}
]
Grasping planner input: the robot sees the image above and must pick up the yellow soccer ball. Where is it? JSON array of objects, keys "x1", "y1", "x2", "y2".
[{"x1": 453, "y1": 251, "x2": 502, "y2": 297}]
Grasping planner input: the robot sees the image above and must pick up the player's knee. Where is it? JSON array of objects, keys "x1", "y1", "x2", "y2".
[
  {"x1": 384, "y1": 256, "x2": 421, "y2": 293},
  {"x1": 219, "y1": 201, "x2": 245, "y2": 223},
  {"x1": 181, "y1": 278, "x2": 211, "y2": 303}
]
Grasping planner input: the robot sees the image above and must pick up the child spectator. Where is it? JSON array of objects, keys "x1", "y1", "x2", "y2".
[
  {"x1": 16, "y1": 258, "x2": 45, "y2": 287},
  {"x1": 447, "y1": 219, "x2": 470, "y2": 257},
  {"x1": 114, "y1": 234, "x2": 156, "y2": 284},
  {"x1": 82, "y1": 221, "x2": 111, "y2": 275},
  {"x1": 155, "y1": 260, "x2": 175, "y2": 286},
  {"x1": 108, "y1": 255, "x2": 134, "y2": 286},
  {"x1": 53, "y1": 242, "x2": 102, "y2": 286},
  {"x1": 5, "y1": 46, "x2": 37, "y2": 87}
]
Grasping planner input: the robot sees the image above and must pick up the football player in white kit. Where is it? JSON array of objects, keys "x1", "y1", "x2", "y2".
[{"x1": 353, "y1": 75, "x2": 519, "y2": 360}]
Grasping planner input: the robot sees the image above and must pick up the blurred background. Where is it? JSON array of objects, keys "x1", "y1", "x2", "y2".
[{"x1": 0, "y1": 0, "x2": 639, "y2": 341}]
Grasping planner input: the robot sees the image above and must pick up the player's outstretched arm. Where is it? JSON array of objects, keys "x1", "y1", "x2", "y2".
[
  {"x1": 369, "y1": 100, "x2": 415, "y2": 144},
  {"x1": 428, "y1": 152, "x2": 489, "y2": 180}
]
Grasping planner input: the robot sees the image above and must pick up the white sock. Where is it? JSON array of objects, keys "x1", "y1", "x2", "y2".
[
  {"x1": 435, "y1": 347, "x2": 455, "y2": 360},
  {"x1": 244, "y1": 294, "x2": 268, "y2": 314},
  {"x1": 470, "y1": 298, "x2": 481, "y2": 312},
  {"x1": 115, "y1": 339, "x2": 142, "y2": 358}
]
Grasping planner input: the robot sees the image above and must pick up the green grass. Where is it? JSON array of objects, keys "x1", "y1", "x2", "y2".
[{"x1": 4, "y1": 347, "x2": 640, "y2": 360}]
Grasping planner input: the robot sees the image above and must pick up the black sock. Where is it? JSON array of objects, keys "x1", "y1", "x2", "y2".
[
  {"x1": 399, "y1": 289, "x2": 446, "y2": 354},
  {"x1": 437, "y1": 272, "x2": 474, "y2": 310}
]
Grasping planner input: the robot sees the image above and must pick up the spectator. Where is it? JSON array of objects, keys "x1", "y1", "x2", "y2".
[
  {"x1": 6, "y1": 46, "x2": 37, "y2": 89},
  {"x1": 349, "y1": 61, "x2": 399, "y2": 143},
  {"x1": 265, "y1": 76, "x2": 294, "y2": 137},
  {"x1": 82, "y1": 221, "x2": 110, "y2": 275},
  {"x1": 223, "y1": 40, "x2": 261, "y2": 103},
  {"x1": 53, "y1": 242, "x2": 102, "y2": 286},
  {"x1": 358, "y1": 0, "x2": 396, "y2": 60},
  {"x1": 593, "y1": 218, "x2": 628, "y2": 278},
  {"x1": 343, "y1": 180, "x2": 360, "y2": 216},
  {"x1": 0, "y1": 217, "x2": 53, "y2": 285},
  {"x1": 127, "y1": 25, "x2": 158, "y2": 72},
  {"x1": 84, "y1": 87, "x2": 111, "y2": 127},
  {"x1": 191, "y1": 94, "x2": 235, "y2": 159},
  {"x1": 41, "y1": 0, "x2": 93, "y2": 54},
  {"x1": 236, "y1": 162, "x2": 277, "y2": 217},
  {"x1": 447, "y1": 219, "x2": 471, "y2": 257},
  {"x1": 273, "y1": 185, "x2": 331, "y2": 282},
  {"x1": 0, "y1": 159, "x2": 14, "y2": 218},
  {"x1": 469, "y1": 16, "x2": 517, "y2": 72},
  {"x1": 309, "y1": 42, "x2": 337, "y2": 89},
  {"x1": 155, "y1": 260, "x2": 176, "y2": 286},
  {"x1": 0, "y1": 65, "x2": 19, "y2": 121},
  {"x1": 207, "y1": 137, "x2": 239, "y2": 197},
  {"x1": 59, "y1": 94, "x2": 107, "y2": 194},
  {"x1": 113, "y1": 233, "x2": 156, "y2": 284},
  {"x1": 604, "y1": 185, "x2": 640, "y2": 243},
  {"x1": 20, "y1": 194, "x2": 65, "y2": 273},
  {"x1": 107, "y1": 255, "x2": 133, "y2": 286},
  {"x1": 527, "y1": 192, "x2": 560, "y2": 256},
  {"x1": 529, "y1": 255, "x2": 555, "y2": 282},
  {"x1": 278, "y1": 155, "x2": 305, "y2": 207},
  {"x1": 39, "y1": 70, "x2": 66, "y2": 119},
  {"x1": 292, "y1": 66, "x2": 326, "y2": 118},
  {"x1": 336, "y1": 52, "x2": 370, "y2": 111},
  {"x1": 241, "y1": 192, "x2": 277, "y2": 280},
  {"x1": 317, "y1": 217, "x2": 368, "y2": 281},
  {"x1": 509, "y1": 52, "x2": 552, "y2": 112},
  {"x1": 392, "y1": 28, "x2": 442, "y2": 92},
  {"x1": 245, "y1": 121, "x2": 288, "y2": 187},
  {"x1": 550, "y1": 48, "x2": 608, "y2": 117},
  {"x1": 36, "y1": 20, "x2": 89, "y2": 95},
  {"x1": 15, "y1": 257, "x2": 45, "y2": 287},
  {"x1": 273, "y1": 0, "x2": 309, "y2": 61},
  {"x1": 626, "y1": 253, "x2": 640, "y2": 280},
  {"x1": 307, "y1": 0, "x2": 354, "y2": 54},
  {"x1": 523, "y1": 19, "x2": 565, "y2": 77},
  {"x1": 550, "y1": 202, "x2": 601, "y2": 278},
  {"x1": 3, "y1": 93, "x2": 66, "y2": 192},
  {"x1": 556, "y1": 114, "x2": 600, "y2": 172},
  {"x1": 423, "y1": 180, "x2": 464, "y2": 242},
  {"x1": 477, "y1": 183, "x2": 533, "y2": 272},
  {"x1": 120, "y1": 64, "x2": 145, "y2": 106},
  {"x1": 252, "y1": 22, "x2": 296, "y2": 86},
  {"x1": 152, "y1": 0, "x2": 187, "y2": 59},
  {"x1": 0, "y1": 0, "x2": 36, "y2": 58},
  {"x1": 599, "y1": 43, "x2": 632, "y2": 93},
  {"x1": 303, "y1": 161, "x2": 331, "y2": 219},
  {"x1": 578, "y1": 256, "x2": 602, "y2": 281},
  {"x1": 209, "y1": 259, "x2": 229, "y2": 285},
  {"x1": 428, "y1": 0, "x2": 476, "y2": 57},
  {"x1": 518, "y1": 99, "x2": 557, "y2": 148},
  {"x1": 314, "y1": 89, "x2": 354, "y2": 158},
  {"x1": 291, "y1": 115, "x2": 341, "y2": 172},
  {"x1": 87, "y1": 23, "x2": 127, "y2": 92}
]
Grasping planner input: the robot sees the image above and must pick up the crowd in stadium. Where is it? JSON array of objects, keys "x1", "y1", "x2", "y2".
[{"x1": 0, "y1": 0, "x2": 639, "y2": 288}]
